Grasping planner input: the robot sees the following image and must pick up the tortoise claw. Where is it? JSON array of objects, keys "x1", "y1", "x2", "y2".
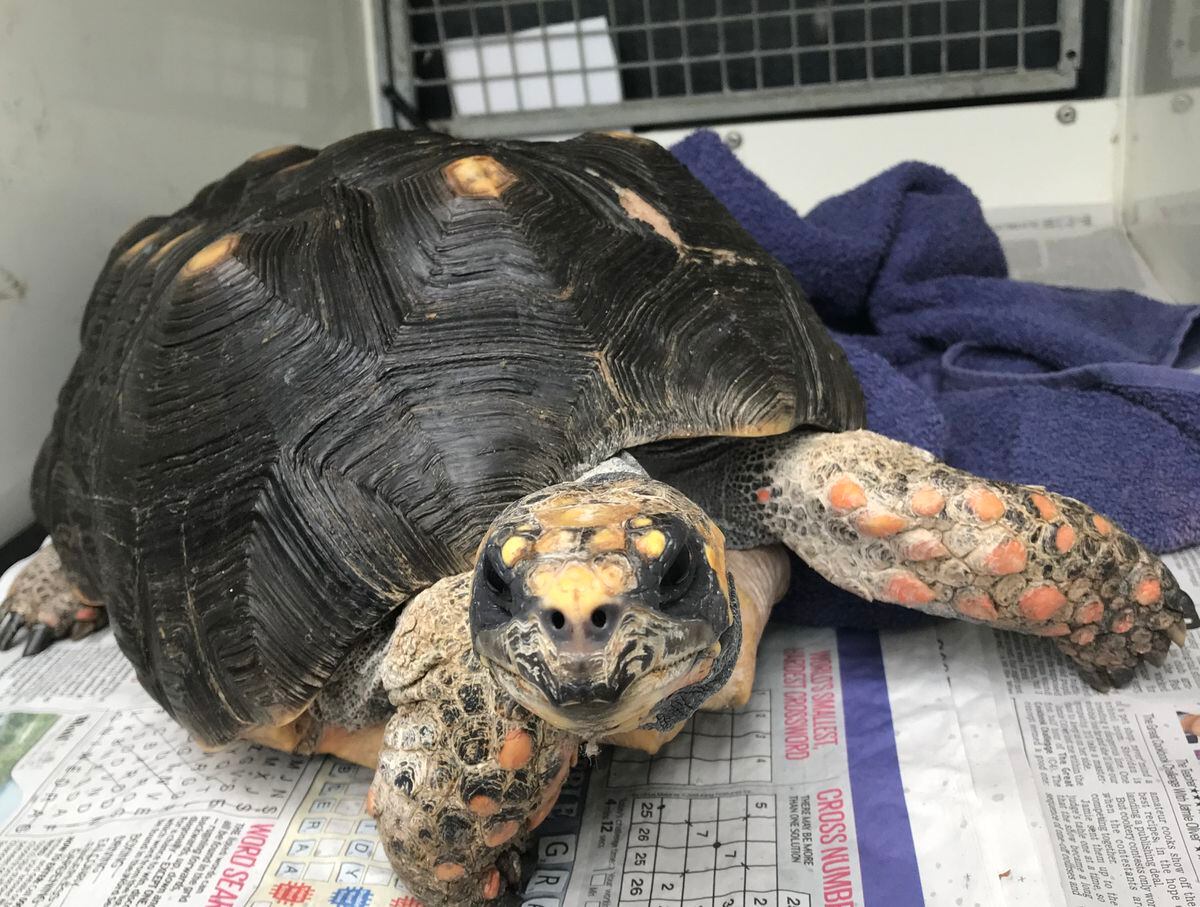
[
  {"x1": 0, "y1": 612, "x2": 24, "y2": 651},
  {"x1": 22, "y1": 624, "x2": 55, "y2": 657},
  {"x1": 1147, "y1": 648, "x2": 1171, "y2": 668},
  {"x1": 1106, "y1": 666, "x2": 1135, "y2": 688}
]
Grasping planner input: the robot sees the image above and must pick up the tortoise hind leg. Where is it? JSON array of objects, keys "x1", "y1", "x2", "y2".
[
  {"x1": 0, "y1": 544, "x2": 107, "y2": 656},
  {"x1": 237, "y1": 621, "x2": 396, "y2": 767},
  {"x1": 749, "y1": 430, "x2": 1195, "y2": 689}
]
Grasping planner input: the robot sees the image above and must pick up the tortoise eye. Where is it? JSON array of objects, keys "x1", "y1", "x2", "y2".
[
  {"x1": 659, "y1": 545, "x2": 694, "y2": 600},
  {"x1": 482, "y1": 553, "x2": 513, "y2": 604}
]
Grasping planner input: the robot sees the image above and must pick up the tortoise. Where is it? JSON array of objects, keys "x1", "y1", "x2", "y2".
[{"x1": 1, "y1": 129, "x2": 1193, "y2": 905}]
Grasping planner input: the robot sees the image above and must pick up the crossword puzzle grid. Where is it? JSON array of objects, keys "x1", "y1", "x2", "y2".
[
  {"x1": 609, "y1": 691, "x2": 772, "y2": 787},
  {"x1": 618, "y1": 793, "x2": 779, "y2": 907}
]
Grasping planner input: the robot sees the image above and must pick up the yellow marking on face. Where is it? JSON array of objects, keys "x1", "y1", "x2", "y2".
[
  {"x1": 630, "y1": 516, "x2": 652, "y2": 528},
  {"x1": 501, "y1": 536, "x2": 530, "y2": 567},
  {"x1": 589, "y1": 527, "x2": 625, "y2": 552},
  {"x1": 180, "y1": 234, "x2": 238, "y2": 277},
  {"x1": 248, "y1": 143, "x2": 300, "y2": 161},
  {"x1": 443, "y1": 155, "x2": 517, "y2": 199},
  {"x1": 527, "y1": 560, "x2": 634, "y2": 621},
  {"x1": 515, "y1": 523, "x2": 536, "y2": 533},
  {"x1": 635, "y1": 530, "x2": 667, "y2": 559},
  {"x1": 534, "y1": 529, "x2": 578, "y2": 555},
  {"x1": 700, "y1": 529, "x2": 730, "y2": 599}
]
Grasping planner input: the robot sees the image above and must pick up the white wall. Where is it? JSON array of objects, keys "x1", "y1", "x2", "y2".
[
  {"x1": 1119, "y1": 2, "x2": 1200, "y2": 306},
  {"x1": 646, "y1": 99, "x2": 1121, "y2": 217},
  {"x1": 0, "y1": 0, "x2": 376, "y2": 541}
]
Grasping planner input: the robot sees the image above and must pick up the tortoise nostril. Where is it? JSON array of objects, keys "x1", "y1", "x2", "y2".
[
  {"x1": 590, "y1": 608, "x2": 607, "y2": 629},
  {"x1": 550, "y1": 610, "x2": 566, "y2": 630}
]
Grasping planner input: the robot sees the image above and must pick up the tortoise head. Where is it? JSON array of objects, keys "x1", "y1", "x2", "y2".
[{"x1": 469, "y1": 471, "x2": 741, "y2": 740}]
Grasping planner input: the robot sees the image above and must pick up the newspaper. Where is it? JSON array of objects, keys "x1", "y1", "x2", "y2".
[
  {"x1": 4, "y1": 543, "x2": 1198, "y2": 907},
  {"x1": 0, "y1": 550, "x2": 999, "y2": 907}
]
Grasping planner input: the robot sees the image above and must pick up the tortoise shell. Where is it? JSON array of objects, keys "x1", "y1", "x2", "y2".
[{"x1": 33, "y1": 130, "x2": 864, "y2": 744}]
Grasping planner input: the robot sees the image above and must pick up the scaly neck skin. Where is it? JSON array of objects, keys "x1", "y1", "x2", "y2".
[{"x1": 575, "y1": 452, "x2": 649, "y2": 482}]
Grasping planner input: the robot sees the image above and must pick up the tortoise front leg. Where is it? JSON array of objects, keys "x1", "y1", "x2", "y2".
[
  {"x1": 749, "y1": 430, "x2": 1196, "y2": 689},
  {"x1": 371, "y1": 574, "x2": 580, "y2": 907}
]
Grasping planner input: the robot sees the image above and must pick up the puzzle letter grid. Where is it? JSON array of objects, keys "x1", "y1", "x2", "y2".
[
  {"x1": 556, "y1": 671, "x2": 829, "y2": 907},
  {"x1": 248, "y1": 759, "x2": 420, "y2": 907},
  {"x1": 7, "y1": 709, "x2": 309, "y2": 835}
]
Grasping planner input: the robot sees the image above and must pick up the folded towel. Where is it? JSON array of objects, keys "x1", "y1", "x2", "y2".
[{"x1": 672, "y1": 130, "x2": 1200, "y2": 628}]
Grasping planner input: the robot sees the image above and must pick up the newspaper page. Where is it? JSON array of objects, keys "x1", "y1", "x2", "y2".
[
  {"x1": 1, "y1": 547, "x2": 1001, "y2": 907},
  {"x1": 932, "y1": 547, "x2": 1200, "y2": 907}
]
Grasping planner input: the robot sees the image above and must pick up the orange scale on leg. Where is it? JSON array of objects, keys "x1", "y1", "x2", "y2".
[
  {"x1": 1019, "y1": 585, "x2": 1068, "y2": 621},
  {"x1": 966, "y1": 488, "x2": 1006, "y2": 522},
  {"x1": 955, "y1": 590, "x2": 998, "y2": 622},
  {"x1": 882, "y1": 572, "x2": 935, "y2": 606},
  {"x1": 1030, "y1": 493, "x2": 1058, "y2": 521},
  {"x1": 1070, "y1": 626, "x2": 1097, "y2": 646},
  {"x1": 1054, "y1": 525, "x2": 1076, "y2": 553},
  {"x1": 855, "y1": 512, "x2": 910, "y2": 538},
  {"x1": 829, "y1": 477, "x2": 867, "y2": 513},
  {"x1": 482, "y1": 867, "x2": 501, "y2": 900},
  {"x1": 435, "y1": 862, "x2": 467, "y2": 882},
  {"x1": 497, "y1": 729, "x2": 533, "y2": 770},
  {"x1": 910, "y1": 486, "x2": 945, "y2": 517},
  {"x1": 1134, "y1": 578, "x2": 1162, "y2": 606},
  {"x1": 982, "y1": 539, "x2": 1027, "y2": 576},
  {"x1": 1111, "y1": 611, "x2": 1136, "y2": 634},
  {"x1": 1075, "y1": 600, "x2": 1104, "y2": 624}
]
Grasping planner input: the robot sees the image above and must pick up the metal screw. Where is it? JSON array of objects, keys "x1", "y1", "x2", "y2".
[
  {"x1": 1056, "y1": 104, "x2": 1077, "y2": 125},
  {"x1": 724, "y1": 131, "x2": 743, "y2": 150},
  {"x1": 1172, "y1": 93, "x2": 1194, "y2": 114}
]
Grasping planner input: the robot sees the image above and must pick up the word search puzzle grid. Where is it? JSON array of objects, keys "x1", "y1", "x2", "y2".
[
  {"x1": 250, "y1": 759, "x2": 414, "y2": 906},
  {"x1": 608, "y1": 690, "x2": 772, "y2": 787},
  {"x1": 10, "y1": 710, "x2": 308, "y2": 835}
]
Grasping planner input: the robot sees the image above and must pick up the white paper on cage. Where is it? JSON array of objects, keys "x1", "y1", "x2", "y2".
[
  {"x1": 444, "y1": 17, "x2": 622, "y2": 117},
  {"x1": 986, "y1": 203, "x2": 1177, "y2": 302},
  {"x1": 2, "y1": 545, "x2": 1200, "y2": 907}
]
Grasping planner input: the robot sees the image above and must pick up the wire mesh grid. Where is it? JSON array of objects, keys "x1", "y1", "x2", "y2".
[{"x1": 385, "y1": 0, "x2": 1082, "y2": 136}]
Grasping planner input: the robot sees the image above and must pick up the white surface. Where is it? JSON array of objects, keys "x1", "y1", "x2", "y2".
[
  {"x1": 645, "y1": 99, "x2": 1121, "y2": 217},
  {"x1": 0, "y1": 0, "x2": 376, "y2": 542},
  {"x1": 445, "y1": 17, "x2": 621, "y2": 116}
]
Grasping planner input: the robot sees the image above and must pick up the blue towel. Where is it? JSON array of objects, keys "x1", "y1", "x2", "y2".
[{"x1": 671, "y1": 130, "x2": 1200, "y2": 629}]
